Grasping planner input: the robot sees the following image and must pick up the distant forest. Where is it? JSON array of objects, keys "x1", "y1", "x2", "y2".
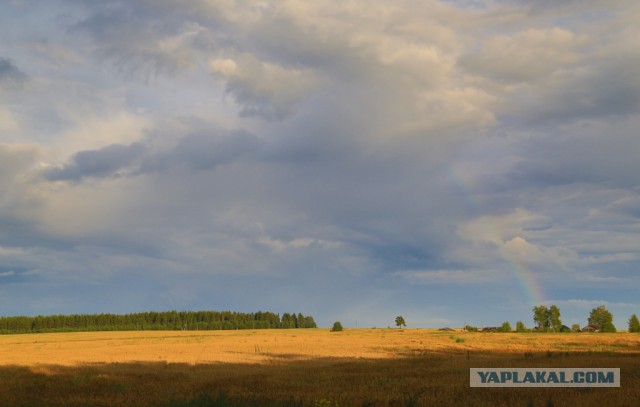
[{"x1": 0, "y1": 310, "x2": 317, "y2": 334}]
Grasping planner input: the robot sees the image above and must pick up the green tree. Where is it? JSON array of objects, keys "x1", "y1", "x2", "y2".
[
  {"x1": 549, "y1": 305, "x2": 562, "y2": 332},
  {"x1": 532, "y1": 305, "x2": 549, "y2": 330},
  {"x1": 303, "y1": 316, "x2": 317, "y2": 328},
  {"x1": 330, "y1": 321, "x2": 343, "y2": 332},
  {"x1": 515, "y1": 321, "x2": 527, "y2": 333},
  {"x1": 628, "y1": 314, "x2": 640, "y2": 333},
  {"x1": 532, "y1": 305, "x2": 562, "y2": 331},
  {"x1": 571, "y1": 323, "x2": 581, "y2": 332},
  {"x1": 588, "y1": 305, "x2": 616, "y2": 333},
  {"x1": 500, "y1": 321, "x2": 512, "y2": 333},
  {"x1": 395, "y1": 316, "x2": 406, "y2": 329},
  {"x1": 281, "y1": 313, "x2": 294, "y2": 328}
]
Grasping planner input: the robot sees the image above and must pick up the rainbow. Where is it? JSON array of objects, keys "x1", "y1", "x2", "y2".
[
  {"x1": 448, "y1": 165, "x2": 545, "y2": 306},
  {"x1": 501, "y1": 249, "x2": 546, "y2": 306}
]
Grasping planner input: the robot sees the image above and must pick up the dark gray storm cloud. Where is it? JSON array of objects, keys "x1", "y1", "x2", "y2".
[
  {"x1": 46, "y1": 142, "x2": 146, "y2": 181},
  {"x1": 45, "y1": 128, "x2": 262, "y2": 182},
  {"x1": 140, "y1": 130, "x2": 261, "y2": 173}
]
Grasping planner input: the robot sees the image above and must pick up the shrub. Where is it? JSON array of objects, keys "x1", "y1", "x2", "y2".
[
  {"x1": 330, "y1": 321, "x2": 343, "y2": 332},
  {"x1": 500, "y1": 321, "x2": 512, "y2": 333},
  {"x1": 515, "y1": 321, "x2": 528, "y2": 333}
]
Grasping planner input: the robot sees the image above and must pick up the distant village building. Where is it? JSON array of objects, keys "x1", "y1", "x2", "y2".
[
  {"x1": 581, "y1": 324, "x2": 600, "y2": 332},
  {"x1": 482, "y1": 327, "x2": 498, "y2": 332},
  {"x1": 559, "y1": 325, "x2": 572, "y2": 332}
]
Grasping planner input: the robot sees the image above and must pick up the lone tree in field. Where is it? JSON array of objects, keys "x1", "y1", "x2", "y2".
[
  {"x1": 500, "y1": 321, "x2": 512, "y2": 333},
  {"x1": 395, "y1": 316, "x2": 406, "y2": 329},
  {"x1": 330, "y1": 321, "x2": 343, "y2": 332},
  {"x1": 588, "y1": 305, "x2": 616, "y2": 333},
  {"x1": 629, "y1": 314, "x2": 640, "y2": 333}
]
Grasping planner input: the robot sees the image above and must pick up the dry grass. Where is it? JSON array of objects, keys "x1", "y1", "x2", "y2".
[{"x1": 1, "y1": 329, "x2": 639, "y2": 406}]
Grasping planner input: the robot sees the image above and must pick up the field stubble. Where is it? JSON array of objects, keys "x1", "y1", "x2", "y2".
[{"x1": 0, "y1": 329, "x2": 639, "y2": 406}]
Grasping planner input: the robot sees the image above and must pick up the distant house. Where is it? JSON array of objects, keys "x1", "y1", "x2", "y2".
[
  {"x1": 559, "y1": 325, "x2": 572, "y2": 332},
  {"x1": 482, "y1": 327, "x2": 498, "y2": 332},
  {"x1": 582, "y1": 324, "x2": 600, "y2": 332}
]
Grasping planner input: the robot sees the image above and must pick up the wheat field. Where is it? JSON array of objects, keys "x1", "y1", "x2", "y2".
[{"x1": 0, "y1": 329, "x2": 639, "y2": 406}]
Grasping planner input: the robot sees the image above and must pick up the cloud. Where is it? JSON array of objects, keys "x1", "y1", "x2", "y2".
[
  {"x1": 69, "y1": 4, "x2": 214, "y2": 79},
  {"x1": 452, "y1": 208, "x2": 583, "y2": 276},
  {"x1": 139, "y1": 129, "x2": 261, "y2": 173},
  {"x1": 500, "y1": 236, "x2": 575, "y2": 269},
  {"x1": 43, "y1": 125, "x2": 262, "y2": 181},
  {"x1": 258, "y1": 236, "x2": 342, "y2": 253},
  {"x1": 453, "y1": 2, "x2": 640, "y2": 126},
  {"x1": 45, "y1": 142, "x2": 146, "y2": 181},
  {"x1": 459, "y1": 28, "x2": 586, "y2": 83},
  {"x1": 457, "y1": 208, "x2": 551, "y2": 245},
  {"x1": 0, "y1": 57, "x2": 27, "y2": 87},
  {"x1": 514, "y1": 67, "x2": 640, "y2": 125},
  {"x1": 209, "y1": 54, "x2": 319, "y2": 120},
  {"x1": 238, "y1": 1, "x2": 498, "y2": 135}
]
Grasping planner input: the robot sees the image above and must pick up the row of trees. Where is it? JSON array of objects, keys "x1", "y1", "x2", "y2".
[
  {"x1": 0, "y1": 310, "x2": 317, "y2": 334},
  {"x1": 532, "y1": 304, "x2": 618, "y2": 332},
  {"x1": 465, "y1": 305, "x2": 639, "y2": 333}
]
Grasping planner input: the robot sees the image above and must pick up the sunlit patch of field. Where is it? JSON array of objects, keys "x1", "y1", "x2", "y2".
[{"x1": 1, "y1": 329, "x2": 639, "y2": 406}]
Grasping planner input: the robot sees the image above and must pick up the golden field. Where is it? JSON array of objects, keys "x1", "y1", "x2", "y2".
[{"x1": 0, "y1": 329, "x2": 639, "y2": 406}]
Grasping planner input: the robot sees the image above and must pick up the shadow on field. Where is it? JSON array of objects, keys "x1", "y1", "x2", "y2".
[{"x1": 0, "y1": 350, "x2": 639, "y2": 407}]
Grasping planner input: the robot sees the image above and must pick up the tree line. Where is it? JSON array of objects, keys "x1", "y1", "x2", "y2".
[
  {"x1": 530, "y1": 304, "x2": 619, "y2": 333},
  {"x1": 464, "y1": 304, "x2": 640, "y2": 333},
  {"x1": 0, "y1": 310, "x2": 317, "y2": 334}
]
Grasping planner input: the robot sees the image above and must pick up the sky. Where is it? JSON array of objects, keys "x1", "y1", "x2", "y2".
[{"x1": 1, "y1": 0, "x2": 639, "y2": 329}]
